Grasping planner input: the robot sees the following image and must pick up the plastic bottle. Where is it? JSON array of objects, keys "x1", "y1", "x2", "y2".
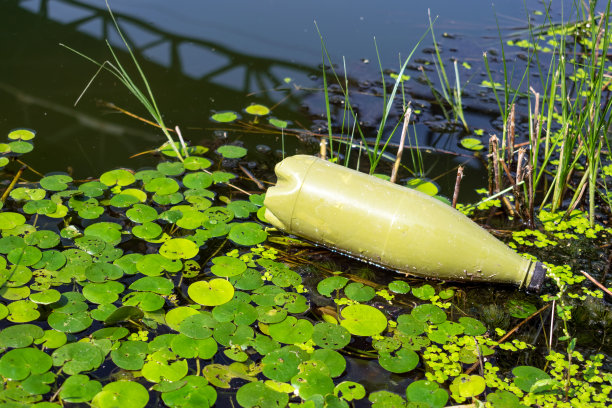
[{"x1": 264, "y1": 155, "x2": 546, "y2": 291}]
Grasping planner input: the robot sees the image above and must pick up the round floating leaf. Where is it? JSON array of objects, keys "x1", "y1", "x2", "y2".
[
  {"x1": 142, "y1": 356, "x2": 188, "y2": 383},
  {"x1": 512, "y1": 366, "x2": 551, "y2": 392},
  {"x1": 83, "y1": 281, "x2": 125, "y2": 304},
  {"x1": 0, "y1": 348, "x2": 52, "y2": 380},
  {"x1": 92, "y1": 381, "x2": 149, "y2": 408},
  {"x1": 388, "y1": 280, "x2": 411, "y2": 294},
  {"x1": 9, "y1": 140, "x2": 34, "y2": 154},
  {"x1": 84, "y1": 222, "x2": 122, "y2": 245},
  {"x1": 211, "y1": 256, "x2": 247, "y2": 277},
  {"x1": 165, "y1": 307, "x2": 201, "y2": 331},
  {"x1": 7, "y1": 299, "x2": 39, "y2": 322},
  {"x1": 507, "y1": 299, "x2": 537, "y2": 318},
  {"x1": 236, "y1": 381, "x2": 289, "y2": 408},
  {"x1": 311, "y1": 348, "x2": 346, "y2": 377},
  {"x1": 157, "y1": 162, "x2": 185, "y2": 176},
  {"x1": 0, "y1": 324, "x2": 44, "y2": 348},
  {"x1": 0, "y1": 157, "x2": 8, "y2": 168},
  {"x1": 312, "y1": 322, "x2": 351, "y2": 350},
  {"x1": 85, "y1": 262, "x2": 123, "y2": 282},
  {"x1": 406, "y1": 380, "x2": 449, "y2": 408},
  {"x1": 211, "y1": 111, "x2": 238, "y2": 123},
  {"x1": 126, "y1": 204, "x2": 158, "y2": 223},
  {"x1": 396, "y1": 314, "x2": 427, "y2": 336},
  {"x1": 178, "y1": 314, "x2": 215, "y2": 339},
  {"x1": 34, "y1": 330, "x2": 67, "y2": 349},
  {"x1": 99, "y1": 169, "x2": 135, "y2": 187},
  {"x1": 0, "y1": 212, "x2": 26, "y2": 230},
  {"x1": 245, "y1": 104, "x2": 270, "y2": 116},
  {"x1": 40, "y1": 174, "x2": 72, "y2": 191},
  {"x1": 268, "y1": 118, "x2": 288, "y2": 128},
  {"x1": 130, "y1": 276, "x2": 174, "y2": 295},
  {"x1": 132, "y1": 222, "x2": 163, "y2": 240},
  {"x1": 145, "y1": 177, "x2": 180, "y2": 195},
  {"x1": 79, "y1": 181, "x2": 107, "y2": 197},
  {"x1": 109, "y1": 193, "x2": 140, "y2": 208},
  {"x1": 52, "y1": 342, "x2": 104, "y2": 375},
  {"x1": 486, "y1": 390, "x2": 523, "y2": 408},
  {"x1": 188, "y1": 279, "x2": 234, "y2": 306},
  {"x1": 217, "y1": 145, "x2": 247, "y2": 159},
  {"x1": 227, "y1": 201, "x2": 258, "y2": 218},
  {"x1": 30, "y1": 289, "x2": 61, "y2": 305},
  {"x1": 183, "y1": 172, "x2": 213, "y2": 189},
  {"x1": 111, "y1": 341, "x2": 148, "y2": 370},
  {"x1": 317, "y1": 276, "x2": 349, "y2": 297},
  {"x1": 269, "y1": 316, "x2": 313, "y2": 344},
  {"x1": 10, "y1": 187, "x2": 46, "y2": 201},
  {"x1": 335, "y1": 381, "x2": 366, "y2": 401},
  {"x1": 60, "y1": 374, "x2": 102, "y2": 403},
  {"x1": 406, "y1": 178, "x2": 439, "y2": 196},
  {"x1": 47, "y1": 310, "x2": 92, "y2": 333},
  {"x1": 7, "y1": 245, "x2": 42, "y2": 266},
  {"x1": 23, "y1": 199, "x2": 57, "y2": 215},
  {"x1": 370, "y1": 390, "x2": 407, "y2": 407},
  {"x1": 379, "y1": 348, "x2": 419, "y2": 373},
  {"x1": 340, "y1": 304, "x2": 387, "y2": 336},
  {"x1": 160, "y1": 238, "x2": 199, "y2": 260},
  {"x1": 291, "y1": 370, "x2": 334, "y2": 400},
  {"x1": 184, "y1": 156, "x2": 212, "y2": 171},
  {"x1": 344, "y1": 282, "x2": 375, "y2": 302},
  {"x1": 161, "y1": 375, "x2": 217, "y2": 408},
  {"x1": 123, "y1": 291, "x2": 165, "y2": 312},
  {"x1": 411, "y1": 304, "x2": 446, "y2": 324},
  {"x1": 25, "y1": 230, "x2": 60, "y2": 249},
  {"x1": 262, "y1": 346, "x2": 304, "y2": 382},
  {"x1": 104, "y1": 306, "x2": 144, "y2": 325},
  {"x1": 460, "y1": 137, "x2": 484, "y2": 151},
  {"x1": 412, "y1": 284, "x2": 436, "y2": 300},
  {"x1": 449, "y1": 374, "x2": 486, "y2": 399},
  {"x1": 228, "y1": 222, "x2": 267, "y2": 246},
  {"x1": 8, "y1": 128, "x2": 35, "y2": 140},
  {"x1": 459, "y1": 317, "x2": 487, "y2": 336}
]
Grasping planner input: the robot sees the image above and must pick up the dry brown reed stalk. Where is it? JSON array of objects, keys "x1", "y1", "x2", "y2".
[
  {"x1": 452, "y1": 166, "x2": 464, "y2": 208},
  {"x1": 239, "y1": 165, "x2": 265, "y2": 190},
  {"x1": 320, "y1": 138, "x2": 327, "y2": 160},
  {"x1": 508, "y1": 103, "x2": 515, "y2": 164},
  {"x1": 515, "y1": 148, "x2": 527, "y2": 218},
  {"x1": 0, "y1": 165, "x2": 27, "y2": 203},
  {"x1": 390, "y1": 107, "x2": 412, "y2": 183},
  {"x1": 527, "y1": 164, "x2": 535, "y2": 228},
  {"x1": 490, "y1": 135, "x2": 501, "y2": 193}
]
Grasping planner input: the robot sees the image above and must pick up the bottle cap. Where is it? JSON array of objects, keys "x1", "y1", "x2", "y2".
[{"x1": 526, "y1": 262, "x2": 547, "y2": 292}]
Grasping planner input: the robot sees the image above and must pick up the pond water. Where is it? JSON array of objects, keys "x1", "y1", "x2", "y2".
[
  {"x1": 1, "y1": 1, "x2": 611, "y2": 407},
  {"x1": 1, "y1": 0, "x2": 577, "y2": 184}
]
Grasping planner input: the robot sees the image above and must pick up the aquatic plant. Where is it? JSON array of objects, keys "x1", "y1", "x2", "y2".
[{"x1": 60, "y1": 0, "x2": 185, "y2": 161}]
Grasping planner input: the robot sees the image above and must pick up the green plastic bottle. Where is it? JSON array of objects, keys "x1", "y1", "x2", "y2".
[{"x1": 264, "y1": 155, "x2": 546, "y2": 291}]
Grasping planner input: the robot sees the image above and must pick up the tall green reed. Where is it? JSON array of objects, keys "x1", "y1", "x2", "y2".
[
  {"x1": 484, "y1": 0, "x2": 612, "y2": 226},
  {"x1": 60, "y1": 0, "x2": 184, "y2": 161},
  {"x1": 315, "y1": 22, "x2": 431, "y2": 175}
]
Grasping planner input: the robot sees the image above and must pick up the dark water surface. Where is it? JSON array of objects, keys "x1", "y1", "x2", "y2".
[{"x1": 1, "y1": 0, "x2": 576, "y2": 181}]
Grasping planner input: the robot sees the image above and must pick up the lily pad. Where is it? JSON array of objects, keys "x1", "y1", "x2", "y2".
[
  {"x1": 188, "y1": 279, "x2": 234, "y2": 306},
  {"x1": 160, "y1": 238, "x2": 199, "y2": 260},
  {"x1": 312, "y1": 322, "x2": 351, "y2": 350},
  {"x1": 211, "y1": 256, "x2": 247, "y2": 277},
  {"x1": 245, "y1": 104, "x2": 270, "y2": 116},
  {"x1": 91, "y1": 381, "x2": 149, "y2": 408},
  {"x1": 40, "y1": 174, "x2": 73, "y2": 191},
  {"x1": 379, "y1": 348, "x2": 419, "y2": 373},
  {"x1": 236, "y1": 381, "x2": 288, "y2": 408},
  {"x1": 217, "y1": 145, "x2": 247, "y2": 159},
  {"x1": 460, "y1": 137, "x2": 485, "y2": 151},
  {"x1": 211, "y1": 111, "x2": 238, "y2": 123},
  {"x1": 340, "y1": 304, "x2": 387, "y2": 336},
  {"x1": 229, "y1": 222, "x2": 267, "y2": 246},
  {"x1": 0, "y1": 347, "x2": 52, "y2": 380},
  {"x1": 99, "y1": 169, "x2": 136, "y2": 187},
  {"x1": 161, "y1": 375, "x2": 217, "y2": 408},
  {"x1": 406, "y1": 380, "x2": 449, "y2": 408},
  {"x1": 512, "y1": 366, "x2": 551, "y2": 392},
  {"x1": 269, "y1": 316, "x2": 313, "y2": 344},
  {"x1": 60, "y1": 374, "x2": 102, "y2": 403}
]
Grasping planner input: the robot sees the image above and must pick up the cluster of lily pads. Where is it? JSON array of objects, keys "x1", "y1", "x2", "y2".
[{"x1": 0, "y1": 128, "x2": 610, "y2": 408}]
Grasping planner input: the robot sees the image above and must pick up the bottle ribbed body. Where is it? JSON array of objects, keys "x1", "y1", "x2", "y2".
[{"x1": 264, "y1": 155, "x2": 543, "y2": 289}]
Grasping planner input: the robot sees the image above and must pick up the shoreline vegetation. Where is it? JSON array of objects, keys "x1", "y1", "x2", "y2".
[{"x1": 0, "y1": 0, "x2": 610, "y2": 407}]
